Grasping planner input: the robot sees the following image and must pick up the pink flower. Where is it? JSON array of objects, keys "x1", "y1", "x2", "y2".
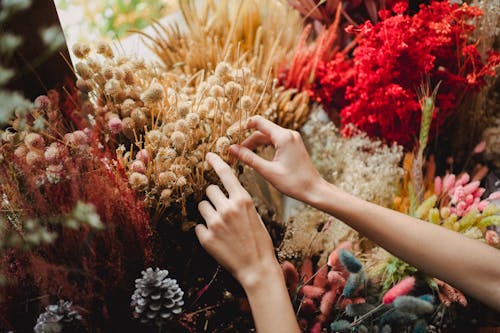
[
  {"x1": 382, "y1": 276, "x2": 415, "y2": 304},
  {"x1": 108, "y1": 117, "x2": 123, "y2": 134}
]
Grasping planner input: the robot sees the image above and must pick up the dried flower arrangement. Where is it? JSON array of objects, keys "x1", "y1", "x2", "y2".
[{"x1": 281, "y1": 0, "x2": 500, "y2": 149}]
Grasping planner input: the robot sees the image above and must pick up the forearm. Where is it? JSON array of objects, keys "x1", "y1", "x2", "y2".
[
  {"x1": 308, "y1": 180, "x2": 500, "y2": 310},
  {"x1": 242, "y1": 263, "x2": 301, "y2": 333}
]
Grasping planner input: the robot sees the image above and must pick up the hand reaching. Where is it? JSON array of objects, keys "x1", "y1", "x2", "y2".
[
  {"x1": 229, "y1": 116, "x2": 325, "y2": 204},
  {"x1": 195, "y1": 152, "x2": 279, "y2": 289}
]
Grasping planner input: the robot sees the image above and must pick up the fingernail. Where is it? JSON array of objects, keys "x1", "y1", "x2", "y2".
[{"x1": 229, "y1": 144, "x2": 240, "y2": 154}]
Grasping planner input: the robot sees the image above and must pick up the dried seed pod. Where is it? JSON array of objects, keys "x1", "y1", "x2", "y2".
[
  {"x1": 72, "y1": 43, "x2": 91, "y2": 58},
  {"x1": 122, "y1": 117, "x2": 136, "y2": 138},
  {"x1": 141, "y1": 81, "x2": 164, "y2": 104},
  {"x1": 158, "y1": 171, "x2": 177, "y2": 186},
  {"x1": 96, "y1": 41, "x2": 114, "y2": 58},
  {"x1": 131, "y1": 109, "x2": 147, "y2": 129},
  {"x1": 177, "y1": 101, "x2": 192, "y2": 118},
  {"x1": 215, "y1": 136, "x2": 231, "y2": 155},
  {"x1": 129, "y1": 172, "x2": 148, "y2": 191},
  {"x1": 75, "y1": 62, "x2": 93, "y2": 80}
]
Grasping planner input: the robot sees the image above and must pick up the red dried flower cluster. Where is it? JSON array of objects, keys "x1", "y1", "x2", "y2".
[{"x1": 282, "y1": 1, "x2": 500, "y2": 149}]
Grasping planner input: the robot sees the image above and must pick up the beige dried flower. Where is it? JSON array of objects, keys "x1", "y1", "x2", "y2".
[
  {"x1": 160, "y1": 189, "x2": 173, "y2": 202},
  {"x1": 158, "y1": 171, "x2": 177, "y2": 186},
  {"x1": 175, "y1": 176, "x2": 187, "y2": 187},
  {"x1": 25, "y1": 151, "x2": 44, "y2": 167},
  {"x1": 75, "y1": 62, "x2": 93, "y2": 80},
  {"x1": 161, "y1": 123, "x2": 175, "y2": 136},
  {"x1": 72, "y1": 43, "x2": 91, "y2": 59},
  {"x1": 240, "y1": 95, "x2": 253, "y2": 111},
  {"x1": 130, "y1": 160, "x2": 146, "y2": 174},
  {"x1": 177, "y1": 101, "x2": 192, "y2": 118},
  {"x1": 14, "y1": 145, "x2": 28, "y2": 159},
  {"x1": 121, "y1": 99, "x2": 136, "y2": 118},
  {"x1": 146, "y1": 130, "x2": 163, "y2": 148},
  {"x1": 224, "y1": 81, "x2": 242, "y2": 102},
  {"x1": 25, "y1": 133, "x2": 45, "y2": 150},
  {"x1": 76, "y1": 79, "x2": 92, "y2": 94},
  {"x1": 105, "y1": 79, "x2": 122, "y2": 97},
  {"x1": 186, "y1": 113, "x2": 199, "y2": 128},
  {"x1": 131, "y1": 109, "x2": 147, "y2": 129},
  {"x1": 141, "y1": 81, "x2": 164, "y2": 104},
  {"x1": 156, "y1": 147, "x2": 177, "y2": 163},
  {"x1": 209, "y1": 85, "x2": 224, "y2": 98},
  {"x1": 44, "y1": 142, "x2": 65, "y2": 164},
  {"x1": 171, "y1": 131, "x2": 186, "y2": 151},
  {"x1": 122, "y1": 117, "x2": 136, "y2": 138},
  {"x1": 103, "y1": 66, "x2": 114, "y2": 80},
  {"x1": 174, "y1": 119, "x2": 189, "y2": 133},
  {"x1": 129, "y1": 172, "x2": 149, "y2": 191},
  {"x1": 96, "y1": 41, "x2": 114, "y2": 58},
  {"x1": 215, "y1": 136, "x2": 231, "y2": 155}
]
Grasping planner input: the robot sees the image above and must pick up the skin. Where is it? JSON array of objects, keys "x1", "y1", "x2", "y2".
[{"x1": 196, "y1": 116, "x2": 500, "y2": 332}]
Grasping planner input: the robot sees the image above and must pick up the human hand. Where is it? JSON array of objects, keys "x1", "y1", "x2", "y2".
[
  {"x1": 229, "y1": 115, "x2": 325, "y2": 204},
  {"x1": 195, "y1": 152, "x2": 280, "y2": 290}
]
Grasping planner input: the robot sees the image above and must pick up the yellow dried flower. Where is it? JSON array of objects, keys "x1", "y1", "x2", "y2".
[
  {"x1": 129, "y1": 172, "x2": 149, "y2": 191},
  {"x1": 197, "y1": 105, "x2": 209, "y2": 119}
]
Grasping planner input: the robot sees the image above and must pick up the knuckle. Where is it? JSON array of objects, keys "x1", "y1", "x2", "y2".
[
  {"x1": 220, "y1": 204, "x2": 238, "y2": 219},
  {"x1": 290, "y1": 130, "x2": 301, "y2": 140}
]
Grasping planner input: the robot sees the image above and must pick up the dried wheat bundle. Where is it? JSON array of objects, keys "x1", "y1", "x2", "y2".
[{"x1": 137, "y1": 0, "x2": 311, "y2": 129}]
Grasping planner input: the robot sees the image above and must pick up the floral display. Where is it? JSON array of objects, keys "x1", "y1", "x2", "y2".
[{"x1": 1, "y1": 0, "x2": 499, "y2": 332}]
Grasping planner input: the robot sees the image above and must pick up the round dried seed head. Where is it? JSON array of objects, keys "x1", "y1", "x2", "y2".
[
  {"x1": 186, "y1": 113, "x2": 200, "y2": 128},
  {"x1": 14, "y1": 145, "x2": 28, "y2": 159},
  {"x1": 171, "y1": 131, "x2": 186, "y2": 151},
  {"x1": 25, "y1": 151, "x2": 44, "y2": 167},
  {"x1": 209, "y1": 85, "x2": 224, "y2": 98},
  {"x1": 204, "y1": 96, "x2": 217, "y2": 109},
  {"x1": 224, "y1": 81, "x2": 243, "y2": 102},
  {"x1": 162, "y1": 123, "x2": 175, "y2": 136},
  {"x1": 177, "y1": 101, "x2": 192, "y2": 118},
  {"x1": 240, "y1": 95, "x2": 253, "y2": 111},
  {"x1": 131, "y1": 109, "x2": 147, "y2": 129},
  {"x1": 72, "y1": 43, "x2": 91, "y2": 58},
  {"x1": 121, "y1": 99, "x2": 136, "y2": 118},
  {"x1": 160, "y1": 189, "x2": 173, "y2": 202},
  {"x1": 197, "y1": 105, "x2": 209, "y2": 119},
  {"x1": 175, "y1": 119, "x2": 189, "y2": 133},
  {"x1": 156, "y1": 147, "x2": 177, "y2": 163},
  {"x1": 146, "y1": 130, "x2": 163, "y2": 147},
  {"x1": 175, "y1": 176, "x2": 187, "y2": 187},
  {"x1": 105, "y1": 79, "x2": 122, "y2": 97},
  {"x1": 103, "y1": 66, "x2": 114, "y2": 80},
  {"x1": 141, "y1": 81, "x2": 164, "y2": 104},
  {"x1": 122, "y1": 117, "x2": 136, "y2": 138},
  {"x1": 130, "y1": 160, "x2": 146, "y2": 174},
  {"x1": 215, "y1": 62, "x2": 231, "y2": 79},
  {"x1": 76, "y1": 78, "x2": 92, "y2": 93},
  {"x1": 96, "y1": 41, "x2": 114, "y2": 58},
  {"x1": 25, "y1": 133, "x2": 45, "y2": 150},
  {"x1": 215, "y1": 136, "x2": 231, "y2": 154},
  {"x1": 129, "y1": 172, "x2": 148, "y2": 191},
  {"x1": 108, "y1": 117, "x2": 123, "y2": 134},
  {"x1": 158, "y1": 171, "x2": 177, "y2": 186},
  {"x1": 75, "y1": 62, "x2": 93, "y2": 80}
]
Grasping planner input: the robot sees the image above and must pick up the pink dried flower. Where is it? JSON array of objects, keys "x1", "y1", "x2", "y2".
[
  {"x1": 327, "y1": 271, "x2": 346, "y2": 292},
  {"x1": 299, "y1": 297, "x2": 317, "y2": 315},
  {"x1": 44, "y1": 142, "x2": 66, "y2": 164},
  {"x1": 488, "y1": 191, "x2": 500, "y2": 201},
  {"x1": 301, "y1": 257, "x2": 313, "y2": 282},
  {"x1": 34, "y1": 95, "x2": 51, "y2": 110},
  {"x1": 455, "y1": 173, "x2": 470, "y2": 187},
  {"x1": 382, "y1": 276, "x2": 415, "y2": 304},
  {"x1": 434, "y1": 176, "x2": 442, "y2": 196},
  {"x1": 473, "y1": 141, "x2": 487, "y2": 154},
  {"x1": 130, "y1": 160, "x2": 146, "y2": 174},
  {"x1": 108, "y1": 117, "x2": 123, "y2": 134},
  {"x1": 327, "y1": 241, "x2": 352, "y2": 269},
  {"x1": 313, "y1": 265, "x2": 329, "y2": 289},
  {"x1": 24, "y1": 133, "x2": 45, "y2": 150},
  {"x1": 282, "y1": 261, "x2": 300, "y2": 293},
  {"x1": 310, "y1": 322, "x2": 322, "y2": 333},
  {"x1": 319, "y1": 290, "x2": 336, "y2": 322},
  {"x1": 442, "y1": 174, "x2": 456, "y2": 193},
  {"x1": 136, "y1": 149, "x2": 149, "y2": 165},
  {"x1": 302, "y1": 285, "x2": 326, "y2": 299}
]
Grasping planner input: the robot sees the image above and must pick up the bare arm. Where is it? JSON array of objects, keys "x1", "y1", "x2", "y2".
[
  {"x1": 230, "y1": 116, "x2": 500, "y2": 311},
  {"x1": 195, "y1": 153, "x2": 300, "y2": 333}
]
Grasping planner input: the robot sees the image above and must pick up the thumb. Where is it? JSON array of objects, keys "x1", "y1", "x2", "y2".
[{"x1": 229, "y1": 144, "x2": 272, "y2": 175}]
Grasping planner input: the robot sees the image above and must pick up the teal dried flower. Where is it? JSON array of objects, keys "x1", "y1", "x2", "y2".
[
  {"x1": 393, "y1": 296, "x2": 434, "y2": 315},
  {"x1": 330, "y1": 319, "x2": 351, "y2": 332},
  {"x1": 346, "y1": 303, "x2": 375, "y2": 317},
  {"x1": 418, "y1": 294, "x2": 434, "y2": 304},
  {"x1": 339, "y1": 249, "x2": 362, "y2": 273},
  {"x1": 342, "y1": 272, "x2": 365, "y2": 298},
  {"x1": 380, "y1": 310, "x2": 418, "y2": 326},
  {"x1": 412, "y1": 319, "x2": 427, "y2": 333}
]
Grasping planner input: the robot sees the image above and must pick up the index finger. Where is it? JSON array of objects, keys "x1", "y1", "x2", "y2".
[
  {"x1": 247, "y1": 116, "x2": 288, "y2": 145},
  {"x1": 206, "y1": 152, "x2": 243, "y2": 196}
]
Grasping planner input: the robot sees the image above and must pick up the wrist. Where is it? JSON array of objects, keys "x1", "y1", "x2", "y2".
[
  {"x1": 304, "y1": 177, "x2": 337, "y2": 208},
  {"x1": 238, "y1": 259, "x2": 284, "y2": 294}
]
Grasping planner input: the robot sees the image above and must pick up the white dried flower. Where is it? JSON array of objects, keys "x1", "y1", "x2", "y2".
[
  {"x1": 224, "y1": 81, "x2": 242, "y2": 102},
  {"x1": 209, "y1": 85, "x2": 224, "y2": 98},
  {"x1": 175, "y1": 176, "x2": 187, "y2": 187},
  {"x1": 240, "y1": 95, "x2": 253, "y2": 111},
  {"x1": 122, "y1": 117, "x2": 136, "y2": 138},
  {"x1": 156, "y1": 147, "x2": 177, "y2": 163},
  {"x1": 104, "y1": 79, "x2": 122, "y2": 97},
  {"x1": 121, "y1": 99, "x2": 136, "y2": 118},
  {"x1": 215, "y1": 62, "x2": 231, "y2": 79},
  {"x1": 44, "y1": 142, "x2": 65, "y2": 164},
  {"x1": 174, "y1": 119, "x2": 189, "y2": 133}
]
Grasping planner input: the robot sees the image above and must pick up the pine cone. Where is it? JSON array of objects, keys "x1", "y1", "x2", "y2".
[
  {"x1": 34, "y1": 300, "x2": 83, "y2": 333},
  {"x1": 131, "y1": 267, "x2": 184, "y2": 326}
]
